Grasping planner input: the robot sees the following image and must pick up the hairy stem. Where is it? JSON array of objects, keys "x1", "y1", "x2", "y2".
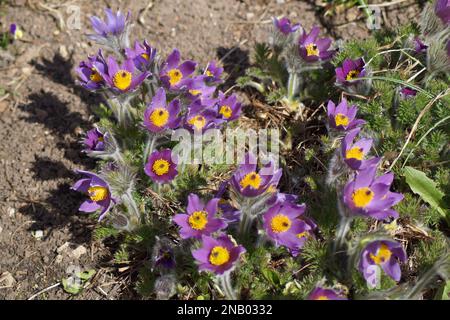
[
  {"x1": 218, "y1": 273, "x2": 237, "y2": 300},
  {"x1": 287, "y1": 72, "x2": 299, "y2": 102}
]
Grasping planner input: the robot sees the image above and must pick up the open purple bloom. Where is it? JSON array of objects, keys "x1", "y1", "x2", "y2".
[
  {"x1": 414, "y1": 37, "x2": 428, "y2": 54},
  {"x1": 184, "y1": 76, "x2": 217, "y2": 103},
  {"x1": 335, "y1": 58, "x2": 366, "y2": 86},
  {"x1": 341, "y1": 128, "x2": 379, "y2": 170},
  {"x1": 263, "y1": 202, "x2": 312, "y2": 255},
  {"x1": 307, "y1": 287, "x2": 347, "y2": 300},
  {"x1": 173, "y1": 194, "x2": 227, "y2": 239},
  {"x1": 144, "y1": 149, "x2": 178, "y2": 184},
  {"x1": 435, "y1": 0, "x2": 450, "y2": 25},
  {"x1": 230, "y1": 153, "x2": 282, "y2": 198},
  {"x1": 298, "y1": 26, "x2": 334, "y2": 63},
  {"x1": 97, "y1": 56, "x2": 150, "y2": 93},
  {"x1": 215, "y1": 91, "x2": 242, "y2": 121},
  {"x1": 125, "y1": 40, "x2": 156, "y2": 71},
  {"x1": 71, "y1": 170, "x2": 115, "y2": 221},
  {"x1": 204, "y1": 60, "x2": 224, "y2": 83},
  {"x1": 359, "y1": 240, "x2": 407, "y2": 288},
  {"x1": 327, "y1": 99, "x2": 366, "y2": 132},
  {"x1": 273, "y1": 17, "x2": 300, "y2": 35},
  {"x1": 90, "y1": 8, "x2": 130, "y2": 37},
  {"x1": 143, "y1": 88, "x2": 181, "y2": 133},
  {"x1": 76, "y1": 50, "x2": 108, "y2": 91},
  {"x1": 192, "y1": 234, "x2": 245, "y2": 275},
  {"x1": 184, "y1": 100, "x2": 222, "y2": 133},
  {"x1": 343, "y1": 164, "x2": 404, "y2": 220},
  {"x1": 160, "y1": 49, "x2": 196, "y2": 90},
  {"x1": 399, "y1": 87, "x2": 418, "y2": 99},
  {"x1": 84, "y1": 128, "x2": 107, "y2": 152}
]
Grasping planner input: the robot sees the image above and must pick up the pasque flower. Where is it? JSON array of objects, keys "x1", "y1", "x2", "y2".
[
  {"x1": 184, "y1": 76, "x2": 217, "y2": 103},
  {"x1": 173, "y1": 194, "x2": 227, "y2": 239},
  {"x1": 435, "y1": 0, "x2": 450, "y2": 25},
  {"x1": 184, "y1": 100, "x2": 222, "y2": 133},
  {"x1": 335, "y1": 58, "x2": 366, "y2": 86},
  {"x1": 414, "y1": 37, "x2": 428, "y2": 54},
  {"x1": 160, "y1": 49, "x2": 196, "y2": 90},
  {"x1": 341, "y1": 128, "x2": 379, "y2": 170},
  {"x1": 125, "y1": 40, "x2": 156, "y2": 71},
  {"x1": 230, "y1": 153, "x2": 282, "y2": 198},
  {"x1": 307, "y1": 287, "x2": 347, "y2": 300},
  {"x1": 144, "y1": 149, "x2": 178, "y2": 184},
  {"x1": 327, "y1": 99, "x2": 366, "y2": 132},
  {"x1": 192, "y1": 234, "x2": 245, "y2": 275},
  {"x1": 343, "y1": 164, "x2": 404, "y2": 220},
  {"x1": 399, "y1": 87, "x2": 418, "y2": 99},
  {"x1": 84, "y1": 128, "x2": 107, "y2": 152},
  {"x1": 71, "y1": 170, "x2": 116, "y2": 221},
  {"x1": 89, "y1": 8, "x2": 130, "y2": 38},
  {"x1": 204, "y1": 60, "x2": 224, "y2": 83},
  {"x1": 143, "y1": 88, "x2": 181, "y2": 133},
  {"x1": 298, "y1": 26, "x2": 334, "y2": 63},
  {"x1": 215, "y1": 91, "x2": 242, "y2": 121},
  {"x1": 359, "y1": 240, "x2": 407, "y2": 288},
  {"x1": 273, "y1": 17, "x2": 300, "y2": 35},
  {"x1": 76, "y1": 50, "x2": 108, "y2": 91},
  {"x1": 9, "y1": 23, "x2": 23, "y2": 40},
  {"x1": 98, "y1": 56, "x2": 150, "y2": 93}
]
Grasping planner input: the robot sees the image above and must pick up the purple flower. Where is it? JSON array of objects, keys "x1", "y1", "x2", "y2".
[
  {"x1": 341, "y1": 128, "x2": 379, "y2": 170},
  {"x1": 143, "y1": 88, "x2": 181, "y2": 133},
  {"x1": 184, "y1": 100, "x2": 222, "y2": 133},
  {"x1": 9, "y1": 23, "x2": 16, "y2": 35},
  {"x1": 359, "y1": 240, "x2": 407, "y2": 288},
  {"x1": 273, "y1": 17, "x2": 300, "y2": 35},
  {"x1": 307, "y1": 287, "x2": 347, "y2": 300},
  {"x1": 98, "y1": 56, "x2": 150, "y2": 93},
  {"x1": 172, "y1": 194, "x2": 227, "y2": 239},
  {"x1": 90, "y1": 8, "x2": 130, "y2": 37},
  {"x1": 215, "y1": 91, "x2": 242, "y2": 121},
  {"x1": 230, "y1": 153, "x2": 282, "y2": 198},
  {"x1": 266, "y1": 191, "x2": 298, "y2": 207},
  {"x1": 125, "y1": 40, "x2": 156, "y2": 71},
  {"x1": 335, "y1": 58, "x2": 366, "y2": 86},
  {"x1": 414, "y1": 37, "x2": 428, "y2": 54},
  {"x1": 262, "y1": 202, "x2": 312, "y2": 255},
  {"x1": 327, "y1": 99, "x2": 366, "y2": 131},
  {"x1": 192, "y1": 234, "x2": 245, "y2": 275},
  {"x1": 160, "y1": 49, "x2": 196, "y2": 90},
  {"x1": 184, "y1": 76, "x2": 217, "y2": 103},
  {"x1": 399, "y1": 87, "x2": 418, "y2": 99},
  {"x1": 144, "y1": 149, "x2": 178, "y2": 184},
  {"x1": 204, "y1": 60, "x2": 224, "y2": 83},
  {"x1": 298, "y1": 26, "x2": 334, "y2": 63},
  {"x1": 343, "y1": 164, "x2": 404, "y2": 220},
  {"x1": 84, "y1": 128, "x2": 106, "y2": 152},
  {"x1": 71, "y1": 170, "x2": 115, "y2": 221},
  {"x1": 435, "y1": 0, "x2": 450, "y2": 25},
  {"x1": 76, "y1": 50, "x2": 108, "y2": 91}
]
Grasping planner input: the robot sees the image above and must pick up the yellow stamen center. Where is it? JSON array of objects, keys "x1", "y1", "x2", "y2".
[
  {"x1": 297, "y1": 231, "x2": 308, "y2": 239},
  {"x1": 334, "y1": 113, "x2": 349, "y2": 127},
  {"x1": 239, "y1": 172, "x2": 262, "y2": 190},
  {"x1": 189, "y1": 89, "x2": 201, "y2": 96},
  {"x1": 351, "y1": 187, "x2": 374, "y2": 208},
  {"x1": 316, "y1": 296, "x2": 329, "y2": 300},
  {"x1": 346, "y1": 147, "x2": 364, "y2": 160},
  {"x1": 346, "y1": 70, "x2": 360, "y2": 81},
  {"x1": 305, "y1": 43, "x2": 319, "y2": 56},
  {"x1": 369, "y1": 243, "x2": 392, "y2": 265},
  {"x1": 90, "y1": 68, "x2": 102, "y2": 83},
  {"x1": 167, "y1": 68, "x2": 183, "y2": 86},
  {"x1": 188, "y1": 210, "x2": 208, "y2": 230},
  {"x1": 266, "y1": 184, "x2": 277, "y2": 194},
  {"x1": 270, "y1": 214, "x2": 292, "y2": 233},
  {"x1": 88, "y1": 186, "x2": 109, "y2": 202},
  {"x1": 205, "y1": 70, "x2": 213, "y2": 77},
  {"x1": 209, "y1": 246, "x2": 230, "y2": 266},
  {"x1": 113, "y1": 70, "x2": 132, "y2": 91},
  {"x1": 219, "y1": 105, "x2": 232, "y2": 119},
  {"x1": 152, "y1": 159, "x2": 170, "y2": 176},
  {"x1": 188, "y1": 115, "x2": 206, "y2": 130},
  {"x1": 141, "y1": 53, "x2": 150, "y2": 60},
  {"x1": 150, "y1": 108, "x2": 170, "y2": 127}
]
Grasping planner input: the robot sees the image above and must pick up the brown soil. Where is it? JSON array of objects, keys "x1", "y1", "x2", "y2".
[{"x1": 0, "y1": 0, "x2": 421, "y2": 299}]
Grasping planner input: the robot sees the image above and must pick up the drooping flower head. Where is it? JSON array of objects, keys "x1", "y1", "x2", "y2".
[
  {"x1": 144, "y1": 149, "x2": 178, "y2": 184},
  {"x1": 160, "y1": 49, "x2": 196, "y2": 90},
  {"x1": 341, "y1": 128, "x2": 379, "y2": 170},
  {"x1": 204, "y1": 60, "x2": 224, "y2": 84},
  {"x1": 273, "y1": 17, "x2": 300, "y2": 35},
  {"x1": 71, "y1": 170, "x2": 115, "y2": 221},
  {"x1": 173, "y1": 194, "x2": 227, "y2": 239},
  {"x1": 230, "y1": 153, "x2": 282, "y2": 198},
  {"x1": 143, "y1": 88, "x2": 181, "y2": 133},
  {"x1": 98, "y1": 56, "x2": 150, "y2": 93},
  {"x1": 89, "y1": 8, "x2": 130, "y2": 38},
  {"x1": 263, "y1": 202, "x2": 312, "y2": 255},
  {"x1": 435, "y1": 0, "x2": 450, "y2": 25},
  {"x1": 399, "y1": 87, "x2": 418, "y2": 99},
  {"x1": 125, "y1": 40, "x2": 156, "y2": 71},
  {"x1": 327, "y1": 99, "x2": 366, "y2": 132},
  {"x1": 192, "y1": 235, "x2": 245, "y2": 275},
  {"x1": 335, "y1": 58, "x2": 366, "y2": 86},
  {"x1": 84, "y1": 128, "x2": 107, "y2": 152},
  {"x1": 307, "y1": 287, "x2": 347, "y2": 300},
  {"x1": 359, "y1": 240, "x2": 407, "y2": 288},
  {"x1": 343, "y1": 164, "x2": 404, "y2": 220},
  {"x1": 215, "y1": 91, "x2": 242, "y2": 121},
  {"x1": 414, "y1": 37, "x2": 428, "y2": 54},
  {"x1": 298, "y1": 26, "x2": 334, "y2": 63},
  {"x1": 76, "y1": 50, "x2": 108, "y2": 91},
  {"x1": 152, "y1": 237, "x2": 176, "y2": 270},
  {"x1": 184, "y1": 100, "x2": 222, "y2": 133}
]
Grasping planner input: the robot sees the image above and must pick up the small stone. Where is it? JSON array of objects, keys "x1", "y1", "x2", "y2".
[
  {"x1": 246, "y1": 12, "x2": 255, "y2": 20},
  {"x1": 7, "y1": 208, "x2": 15, "y2": 217},
  {"x1": 53, "y1": 30, "x2": 60, "y2": 36},
  {"x1": 276, "y1": 0, "x2": 285, "y2": 4},
  {"x1": 0, "y1": 272, "x2": 15, "y2": 288},
  {"x1": 59, "y1": 45, "x2": 69, "y2": 59},
  {"x1": 71, "y1": 245, "x2": 87, "y2": 259},
  {"x1": 32, "y1": 230, "x2": 44, "y2": 240}
]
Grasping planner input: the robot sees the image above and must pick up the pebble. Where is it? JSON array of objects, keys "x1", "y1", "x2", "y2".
[
  {"x1": 0, "y1": 272, "x2": 16, "y2": 288},
  {"x1": 59, "y1": 45, "x2": 69, "y2": 59},
  {"x1": 32, "y1": 230, "x2": 44, "y2": 240},
  {"x1": 71, "y1": 245, "x2": 87, "y2": 259},
  {"x1": 7, "y1": 208, "x2": 15, "y2": 217}
]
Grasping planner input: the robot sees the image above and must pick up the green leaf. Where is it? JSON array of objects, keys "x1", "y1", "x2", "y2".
[
  {"x1": 403, "y1": 166, "x2": 448, "y2": 220},
  {"x1": 435, "y1": 281, "x2": 450, "y2": 300}
]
